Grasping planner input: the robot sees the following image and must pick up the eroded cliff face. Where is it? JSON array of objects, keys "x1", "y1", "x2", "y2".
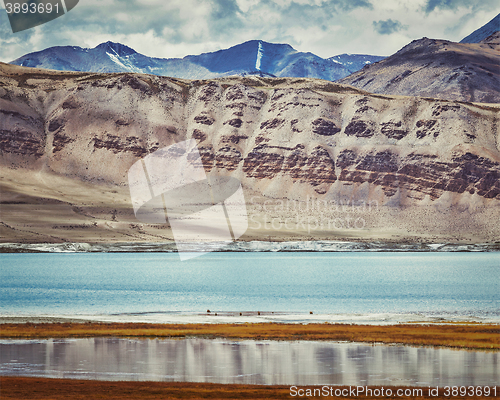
[
  {"x1": 1, "y1": 63, "x2": 499, "y2": 242},
  {"x1": 186, "y1": 81, "x2": 500, "y2": 203}
]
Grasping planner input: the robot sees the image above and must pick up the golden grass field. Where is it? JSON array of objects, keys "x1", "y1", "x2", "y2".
[
  {"x1": 1, "y1": 322, "x2": 499, "y2": 349},
  {"x1": 1, "y1": 378, "x2": 498, "y2": 400}
]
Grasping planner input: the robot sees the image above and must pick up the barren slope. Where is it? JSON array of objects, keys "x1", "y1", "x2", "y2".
[
  {"x1": 1, "y1": 63, "x2": 499, "y2": 243},
  {"x1": 338, "y1": 37, "x2": 500, "y2": 103}
]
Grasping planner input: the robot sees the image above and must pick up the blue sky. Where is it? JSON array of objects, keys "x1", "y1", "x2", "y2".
[{"x1": 0, "y1": 0, "x2": 498, "y2": 62}]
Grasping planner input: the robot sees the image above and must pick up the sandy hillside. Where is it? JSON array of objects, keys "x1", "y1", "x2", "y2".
[{"x1": 1, "y1": 63, "x2": 499, "y2": 244}]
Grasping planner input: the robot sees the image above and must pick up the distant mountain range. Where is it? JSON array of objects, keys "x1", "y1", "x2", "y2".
[
  {"x1": 328, "y1": 54, "x2": 385, "y2": 74},
  {"x1": 10, "y1": 40, "x2": 384, "y2": 81},
  {"x1": 6, "y1": 12, "x2": 500, "y2": 103},
  {"x1": 460, "y1": 13, "x2": 499, "y2": 43}
]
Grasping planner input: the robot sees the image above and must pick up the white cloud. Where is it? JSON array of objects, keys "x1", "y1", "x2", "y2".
[
  {"x1": 235, "y1": 0, "x2": 259, "y2": 13},
  {"x1": 114, "y1": 12, "x2": 130, "y2": 23}
]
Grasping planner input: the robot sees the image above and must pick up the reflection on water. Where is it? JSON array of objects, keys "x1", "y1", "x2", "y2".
[{"x1": 1, "y1": 338, "x2": 498, "y2": 385}]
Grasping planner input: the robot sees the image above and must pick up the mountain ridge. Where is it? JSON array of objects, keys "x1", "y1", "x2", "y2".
[
  {"x1": 328, "y1": 54, "x2": 386, "y2": 74},
  {"x1": 10, "y1": 40, "x2": 383, "y2": 81}
]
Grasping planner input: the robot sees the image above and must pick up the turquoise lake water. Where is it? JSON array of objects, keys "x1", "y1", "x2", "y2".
[{"x1": 1, "y1": 252, "x2": 499, "y2": 318}]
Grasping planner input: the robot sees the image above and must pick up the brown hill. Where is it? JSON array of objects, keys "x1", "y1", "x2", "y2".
[
  {"x1": 338, "y1": 37, "x2": 500, "y2": 103},
  {"x1": 1, "y1": 63, "x2": 499, "y2": 244}
]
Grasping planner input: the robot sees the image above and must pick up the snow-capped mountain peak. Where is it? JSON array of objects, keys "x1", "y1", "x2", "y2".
[
  {"x1": 10, "y1": 40, "x2": 382, "y2": 81},
  {"x1": 95, "y1": 41, "x2": 137, "y2": 57}
]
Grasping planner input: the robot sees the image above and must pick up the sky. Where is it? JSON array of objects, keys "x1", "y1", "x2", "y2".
[{"x1": 0, "y1": 0, "x2": 498, "y2": 62}]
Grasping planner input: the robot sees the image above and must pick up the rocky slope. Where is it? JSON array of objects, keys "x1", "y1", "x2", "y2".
[
  {"x1": 1, "y1": 62, "x2": 499, "y2": 243},
  {"x1": 338, "y1": 36, "x2": 500, "y2": 103}
]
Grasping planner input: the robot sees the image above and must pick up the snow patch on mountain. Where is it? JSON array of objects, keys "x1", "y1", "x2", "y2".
[
  {"x1": 106, "y1": 52, "x2": 142, "y2": 74},
  {"x1": 328, "y1": 54, "x2": 386, "y2": 74},
  {"x1": 255, "y1": 41, "x2": 264, "y2": 71}
]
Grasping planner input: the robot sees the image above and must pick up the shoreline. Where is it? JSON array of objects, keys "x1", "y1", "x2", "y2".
[
  {"x1": 2, "y1": 312, "x2": 500, "y2": 326},
  {"x1": 1, "y1": 322, "x2": 498, "y2": 350},
  {"x1": 1, "y1": 240, "x2": 500, "y2": 253}
]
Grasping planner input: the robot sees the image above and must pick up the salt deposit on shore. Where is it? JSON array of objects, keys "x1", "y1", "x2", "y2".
[
  {"x1": 2, "y1": 311, "x2": 498, "y2": 325},
  {"x1": 1, "y1": 240, "x2": 499, "y2": 253}
]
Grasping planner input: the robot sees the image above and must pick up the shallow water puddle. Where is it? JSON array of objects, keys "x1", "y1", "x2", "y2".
[{"x1": 1, "y1": 338, "x2": 498, "y2": 385}]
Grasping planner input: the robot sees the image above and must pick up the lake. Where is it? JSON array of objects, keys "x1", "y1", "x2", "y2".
[
  {"x1": 1, "y1": 252, "x2": 499, "y2": 321},
  {"x1": 1, "y1": 252, "x2": 499, "y2": 386}
]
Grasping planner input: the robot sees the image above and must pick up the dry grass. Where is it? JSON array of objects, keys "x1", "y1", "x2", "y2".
[
  {"x1": 1, "y1": 322, "x2": 498, "y2": 350},
  {"x1": 1, "y1": 378, "x2": 497, "y2": 400}
]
